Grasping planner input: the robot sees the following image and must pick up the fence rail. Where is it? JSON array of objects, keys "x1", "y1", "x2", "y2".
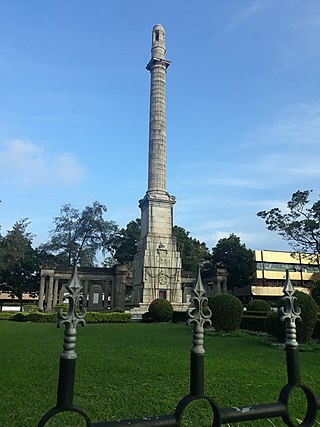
[{"x1": 38, "y1": 266, "x2": 320, "y2": 426}]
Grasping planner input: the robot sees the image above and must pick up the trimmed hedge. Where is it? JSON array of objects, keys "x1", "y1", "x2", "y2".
[
  {"x1": 85, "y1": 312, "x2": 131, "y2": 323},
  {"x1": 265, "y1": 291, "x2": 318, "y2": 343},
  {"x1": 141, "y1": 312, "x2": 151, "y2": 323},
  {"x1": 11, "y1": 312, "x2": 30, "y2": 322},
  {"x1": 171, "y1": 311, "x2": 188, "y2": 324},
  {"x1": 244, "y1": 310, "x2": 270, "y2": 318},
  {"x1": 109, "y1": 307, "x2": 125, "y2": 313},
  {"x1": 209, "y1": 294, "x2": 243, "y2": 332},
  {"x1": 149, "y1": 299, "x2": 173, "y2": 322},
  {"x1": 23, "y1": 304, "x2": 38, "y2": 313},
  {"x1": 54, "y1": 304, "x2": 68, "y2": 313},
  {"x1": 264, "y1": 311, "x2": 282, "y2": 340},
  {"x1": 10, "y1": 312, "x2": 57, "y2": 323},
  {"x1": 240, "y1": 315, "x2": 266, "y2": 332},
  {"x1": 0, "y1": 312, "x2": 16, "y2": 321},
  {"x1": 246, "y1": 299, "x2": 271, "y2": 312},
  {"x1": 8, "y1": 311, "x2": 131, "y2": 324},
  {"x1": 27, "y1": 312, "x2": 57, "y2": 323},
  {"x1": 295, "y1": 291, "x2": 318, "y2": 343},
  {"x1": 312, "y1": 319, "x2": 320, "y2": 340}
]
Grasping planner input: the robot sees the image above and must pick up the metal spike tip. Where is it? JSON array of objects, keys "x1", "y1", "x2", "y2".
[
  {"x1": 67, "y1": 263, "x2": 82, "y2": 292},
  {"x1": 194, "y1": 266, "x2": 205, "y2": 294},
  {"x1": 283, "y1": 269, "x2": 294, "y2": 295}
]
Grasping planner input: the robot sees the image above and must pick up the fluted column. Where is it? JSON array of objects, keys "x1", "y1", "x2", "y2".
[
  {"x1": 38, "y1": 275, "x2": 46, "y2": 311},
  {"x1": 46, "y1": 275, "x2": 54, "y2": 311},
  {"x1": 146, "y1": 24, "x2": 170, "y2": 194},
  {"x1": 53, "y1": 279, "x2": 59, "y2": 308}
]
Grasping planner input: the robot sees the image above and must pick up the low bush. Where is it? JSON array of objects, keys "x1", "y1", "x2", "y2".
[
  {"x1": 109, "y1": 307, "x2": 125, "y2": 313},
  {"x1": 10, "y1": 312, "x2": 57, "y2": 323},
  {"x1": 11, "y1": 312, "x2": 30, "y2": 322},
  {"x1": 264, "y1": 311, "x2": 283, "y2": 340},
  {"x1": 85, "y1": 312, "x2": 131, "y2": 323},
  {"x1": 312, "y1": 319, "x2": 320, "y2": 340},
  {"x1": 23, "y1": 304, "x2": 38, "y2": 313},
  {"x1": 295, "y1": 291, "x2": 318, "y2": 343},
  {"x1": 265, "y1": 291, "x2": 318, "y2": 344},
  {"x1": 141, "y1": 312, "x2": 151, "y2": 323},
  {"x1": 54, "y1": 304, "x2": 69, "y2": 313},
  {"x1": 149, "y1": 299, "x2": 173, "y2": 322},
  {"x1": 246, "y1": 299, "x2": 271, "y2": 312},
  {"x1": 27, "y1": 312, "x2": 57, "y2": 323},
  {"x1": 243, "y1": 310, "x2": 270, "y2": 317},
  {"x1": 240, "y1": 316, "x2": 266, "y2": 332},
  {"x1": 0, "y1": 312, "x2": 15, "y2": 321},
  {"x1": 209, "y1": 294, "x2": 243, "y2": 332},
  {"x1": 171, "y1": 311, "x2": 188, "y2": 324}
]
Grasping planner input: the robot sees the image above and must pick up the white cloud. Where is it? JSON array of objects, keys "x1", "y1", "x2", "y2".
[
  {"x1": 0, "y1": 139, "x2": 85, "y2": 187},
  {"x1": 223, "y1": 1, "x2": 262, "y2": 35},
  {"x1": 211, "y1": 177, "x2": 266, "y2": 190},
  {"x1": 279, "y1": 4, "x2": 320, "y2": 69},
  {"x1": 243, "y1": 104, "x2": 320, "y2": 149}
]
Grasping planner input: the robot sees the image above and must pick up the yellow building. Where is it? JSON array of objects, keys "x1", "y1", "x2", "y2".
[{"x1": 235, "y1": 250, "x2": 320, "y2": 300}]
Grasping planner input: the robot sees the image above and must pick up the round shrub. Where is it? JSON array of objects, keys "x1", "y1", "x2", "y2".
[
  {"x1": 141, "y1": 312, "x2": 151, "y2": 323},
  {"x1": 265, "y1": 291, "x2": 318, "y2": 344},
  {"x1": 311, "y1": 280, "x2": 320, "y2": 305},
  {"x1": 149, "y1": 299, "x2": 173, "y2": 322},
  {"x1": 247, "y1": 299, "x2": 271, "y2": 312},
  {"x1": 209, "y1": 294, "x2": 243, "y2": 332},
  {"x1": 11, "y1": 312, "x2": 30, "y2": 322},
  {"x1": 264, "y1": 311, "x2": 283, "y2": 341},
  {"x1": 295, "y1": 291, "x2": 318, "y2": 343}
]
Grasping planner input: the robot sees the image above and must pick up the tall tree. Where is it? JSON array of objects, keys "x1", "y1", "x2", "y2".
[
  {"x1": 110, "y1": 218, "x2": 141, "y2": 264},
  {"x1": 107, "y1": 219, "x2": 209, "y2": 271},
  {"x1": 210, "y1": 233, "x2": 255, "y2": 290},
  {"x1": 173, "y1": 226, "x2": 210, "y2": 271},
  {"x1": 42, "y1": 202, "x2": 119, "y2": 266},
  {"x1": 0, "y1": 219, "x2": 40, "y2": 308},
  {"x1": 257, "y1": 190, "x2": 320, "y2": 258}
]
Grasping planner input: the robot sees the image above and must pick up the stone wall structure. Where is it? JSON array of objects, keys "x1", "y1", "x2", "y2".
[
  {"x1": 132, "y1": 25, "x2": 187, "y2": 311},
  {"x1": 38, "y1": 265, "x2": 132, "y2": 312}
]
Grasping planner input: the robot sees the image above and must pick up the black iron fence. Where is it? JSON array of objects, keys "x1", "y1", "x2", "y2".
[{"x1": 38, "y1": 266, "x2": 320, "y2": 426}]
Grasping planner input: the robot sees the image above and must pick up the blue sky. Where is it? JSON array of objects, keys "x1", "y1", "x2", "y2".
[{"x1": 0, "y1": 1, "x2": 319, "y2": 258}]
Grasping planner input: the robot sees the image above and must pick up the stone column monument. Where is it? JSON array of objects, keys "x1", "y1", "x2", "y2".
[{"x1": 132, "y1": 24, "x2": 186, "y2": 312}]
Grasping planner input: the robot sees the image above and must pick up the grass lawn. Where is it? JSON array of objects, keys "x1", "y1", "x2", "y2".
[{"x1": 0, "y1": 321, "x2": 320, "y2": 427}]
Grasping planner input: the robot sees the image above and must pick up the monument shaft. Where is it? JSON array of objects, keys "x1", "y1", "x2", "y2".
[
  {"x1": 146, "y1": 24, "x2": 170, "y2": 193},
  {"x1": 132, "y1": 25, "x2": 186, "y2": 311}
]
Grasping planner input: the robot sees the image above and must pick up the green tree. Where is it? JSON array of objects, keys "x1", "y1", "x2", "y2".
[
  {"x1": 311, "y1": 280, "x2": 320, "y2": 305},
  {"x1": 210, "y1": 233, "x2": 255, "y2": 290},
  {"x1": 0, "y1": 219, "x2": 40, "y2": 309},
  {"x1": 107, "y1": 219, "x2": 209, "y2": 270},
  {"x1": 173, "y1": 226, "x2": 210, "y2": 271},
  {"x1": 257, "y1": 190, "x2": 320, "y2": 258},
  {"x1": 42, "y1": 202, "x2": 118, "y2": 267},
  {"x1": 111, "y1": 218, "x2": 141, "y2": 264}
]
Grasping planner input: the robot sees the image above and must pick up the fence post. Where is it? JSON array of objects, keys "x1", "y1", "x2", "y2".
[{"x1": 37, "y1": 263, "x2": 91, "y2": 427}]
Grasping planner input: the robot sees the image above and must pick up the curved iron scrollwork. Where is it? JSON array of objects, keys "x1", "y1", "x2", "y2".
[
  {"x1": 280, "y1": 270, "x2": 301, "y2": 348},
  {"x1": 188, "y1": 266, "x2": 212, "y2": 355},
  {"x1": 58, "y1": 265, "x2": 86, "y2": 360}
]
